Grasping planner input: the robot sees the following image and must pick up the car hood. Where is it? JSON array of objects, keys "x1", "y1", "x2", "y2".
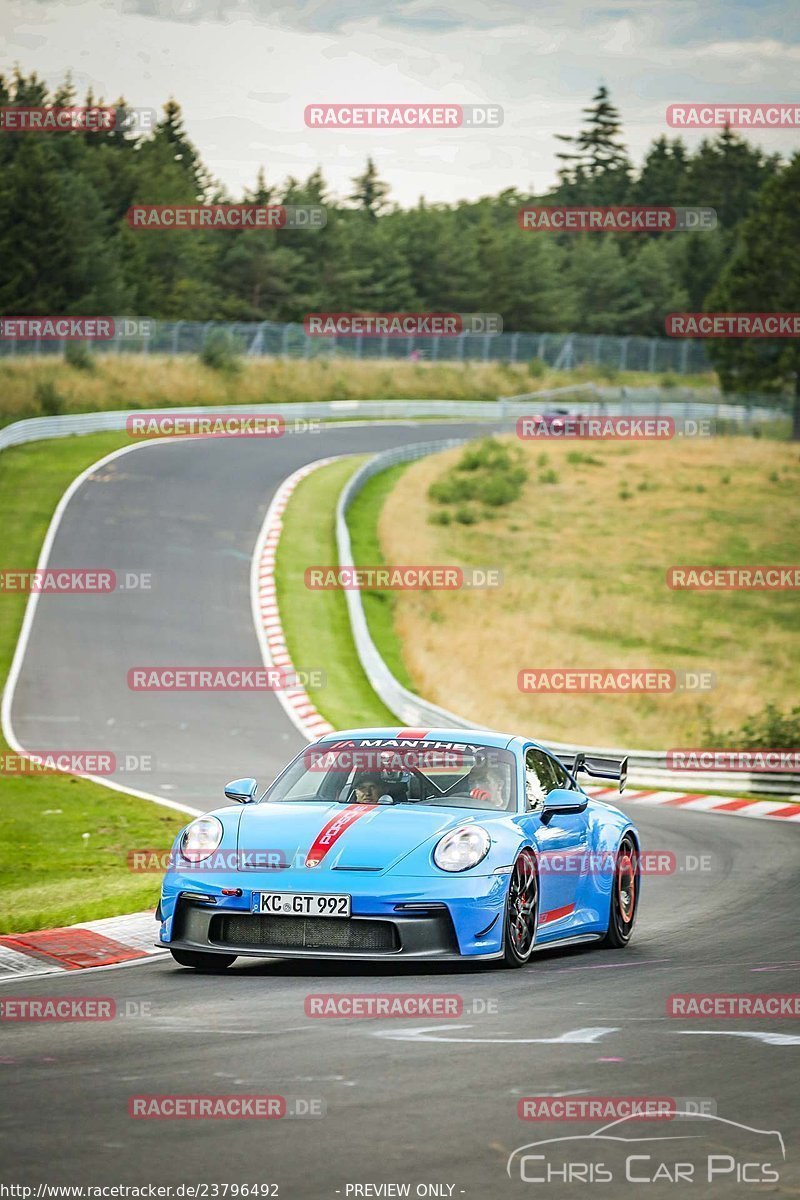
[{"x1": 236, "y1": 801, "x2": 490, "y2": 873}]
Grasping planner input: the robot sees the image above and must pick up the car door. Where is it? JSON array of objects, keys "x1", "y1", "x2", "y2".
[{"x1": 522, "y1": 747, "x2": 590, "y2": 934}]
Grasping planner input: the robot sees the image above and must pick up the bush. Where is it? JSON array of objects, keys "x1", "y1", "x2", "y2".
[
  {"x1": 34, "y1": 380, "x2": 65, "y2": 416},
  {"x1": 538, "y1": 469, "x2": 559, "y2": 485},
  {"x1": 454, "y1": 505, "x2": 478, "y2": 525},
  {"x1": 659, "y1": 372, "x2": 679, "y2": 389},
  {"x1": 428, "y1": 510, "x2": 452, "y2": 526},
  {"x1": 702, "y1": 704, "x2": 800, "y2": 750},
  {"x1": 527, "y1": 357, "x2": 546, "y2": 378},
  {"x1": 428, "y1": 437, "x2": 528, "y2": 520},
  {"x1": 566, "y1": 450, "x2": 603, "y2": 466},
  {"x1": 200, "y1": 329, "x2": 241, "y2": 373},
  {"x1": 64, "y1": 341, "x2": 95, "y2": 371}
]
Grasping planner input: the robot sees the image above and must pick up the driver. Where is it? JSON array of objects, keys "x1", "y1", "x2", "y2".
[
  {"x1": 467, "y1": 763, "x2": 507, "y2": 809},
  {"x1": 352, "y1": 771, "x2": 386, "y2": 804}
]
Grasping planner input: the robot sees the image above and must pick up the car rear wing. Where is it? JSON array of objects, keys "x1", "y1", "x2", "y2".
[{"x1": 556, "y1": 752, "x2": 628, "y2": 793}]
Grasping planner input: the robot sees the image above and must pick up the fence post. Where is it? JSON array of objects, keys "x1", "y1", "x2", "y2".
[
  {"x1": 510, "y1": 332, "x2": 519, "y2": 363},
  {"x1": 171, "y1": 321, "x2": 183, "y2": 355},
  {"x1": 648, "y1": 338, "x2": 657, "y2": 372}
]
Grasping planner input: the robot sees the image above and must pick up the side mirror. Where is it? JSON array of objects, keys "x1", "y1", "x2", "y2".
[
  {"x1": 224, "y1": 777, "x2": 258, "y2": 804},
  {"x1": 542, "y1": 788, "x2": 588, "y2": 817}
]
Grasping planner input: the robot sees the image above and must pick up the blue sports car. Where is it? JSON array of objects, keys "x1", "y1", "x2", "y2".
[{"x1": 158, "y1": 728, "x2": 640, "y2": 971}]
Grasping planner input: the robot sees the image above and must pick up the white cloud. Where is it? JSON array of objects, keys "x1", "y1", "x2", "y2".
[{"x1": 3, "y1": 0, "x2": 799, "y2": 204}]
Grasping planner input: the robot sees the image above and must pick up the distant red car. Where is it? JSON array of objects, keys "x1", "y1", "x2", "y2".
[{"x1": 529, "y1": 408, "x2": 588, "y2": 435}]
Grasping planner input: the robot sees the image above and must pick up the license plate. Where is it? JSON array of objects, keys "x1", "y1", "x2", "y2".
[{"x1": 254, "y1": 891, "x2": 351, "y2": 918}]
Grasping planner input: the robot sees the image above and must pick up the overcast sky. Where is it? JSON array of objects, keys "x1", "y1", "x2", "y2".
[{"x1": 2, "y1": 0, "x2": 799, "y2": 205}]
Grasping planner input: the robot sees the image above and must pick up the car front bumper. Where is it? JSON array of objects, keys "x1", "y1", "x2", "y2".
[{"x1": 158, "y1": 870, "x2": 510, "y2": 960}]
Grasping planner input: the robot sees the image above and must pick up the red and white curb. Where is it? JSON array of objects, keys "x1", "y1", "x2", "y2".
[
  {"x1": 251, "y1": 456, "x2": 347, "y2": 741},
  {"x1": 0, "y1": 911, "x2": 161, "y2": 981},
  {"x1": 589, "y1": 787, "x2": 800, "y2": 822}
]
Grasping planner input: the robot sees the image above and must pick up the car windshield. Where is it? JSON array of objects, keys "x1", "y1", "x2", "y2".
[{"x1": 262, "y1": 738, "x2": 517, "y2": 812}]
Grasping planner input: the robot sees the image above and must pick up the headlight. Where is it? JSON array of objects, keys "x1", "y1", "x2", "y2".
[
  {"x1": 433, "y1": 825, "x2": 490, "y2": 872},
  {"x1": 180, "y1": 816, "x2": 223, "y2": 863}
]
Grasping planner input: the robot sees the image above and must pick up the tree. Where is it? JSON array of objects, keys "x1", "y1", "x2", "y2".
[
  {"x1": 555, "y1": 86, "x2": 631, "y2": 203},
  {"x1": 348, "y1": 157, "x2": 391, "y2": 220},
  {"x1": 686, "y1": 127, "x2": 780, "y2": 228},
  {"x1": 706, "y1": 154, "x2": 800, "y2": 439},
  {"x1": 632, "y1": 137, "x2": 690, "y2": 206}
]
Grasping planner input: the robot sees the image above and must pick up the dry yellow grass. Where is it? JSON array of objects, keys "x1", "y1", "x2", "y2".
[
  {"x1": 379, "y1": 436, "x2": 800, "y2": 748},
  {"x1": 0, "y1": 355, "x2": 715, "y2": 426}
]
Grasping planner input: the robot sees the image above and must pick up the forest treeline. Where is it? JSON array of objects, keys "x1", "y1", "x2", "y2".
[{"x1": 0, "y1": 73, "x2": 789, "y2": 338}]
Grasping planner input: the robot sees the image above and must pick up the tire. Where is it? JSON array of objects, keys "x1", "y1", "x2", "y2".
[
  {"x1": 600, "y1": 834, "x2": 640, "y2": 948},
  {"x1": 502, "y1": 850, "x2": 539, "y2": 967},
  {"x1": 170, "y1": 948, "x2": 236, "y2": 972}
]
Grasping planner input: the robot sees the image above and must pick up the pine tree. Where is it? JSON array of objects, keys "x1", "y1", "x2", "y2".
[
  {"x1": 555, "y1": 86, "x2": 631, "y2": 203},
  {"x1": 348, "y1": 158, "x2": 391, "y2": 220},
  {"x1": 706, "y1": 154, "x2": 800, "y2": 439}
]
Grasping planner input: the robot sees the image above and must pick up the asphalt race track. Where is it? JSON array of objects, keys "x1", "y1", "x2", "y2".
[{"x1": 2, "y1": 423, "x2": 798, "y2": 1196}]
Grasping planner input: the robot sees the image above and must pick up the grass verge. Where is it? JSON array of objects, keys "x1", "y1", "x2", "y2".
[
  {"x1": 0, "y1": 434, "x2": 187, "y2": 934},
  {"x1": 345, "y1": 464, "x2": 415, "y2": 690},
  {"x1": 0, "y1": 355, "x2": 717, "y2": 428},
  {"x1": 274, "y1": 457, "x2": 399, "y2": 730},
  {"x1": 378, "y1": 435, "x2": 800, "y2": 750}
]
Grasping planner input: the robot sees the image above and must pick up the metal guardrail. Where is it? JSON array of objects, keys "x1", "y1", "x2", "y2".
[
  {"x1": 2, "y1": 388, "x2": 794, "y2": 795},
  {"x1": 336, "y1": 440, "x2": 799, "y2": 798},
  {"x1": 0, "y1": 385, "x2": 788, "y2": 452}
]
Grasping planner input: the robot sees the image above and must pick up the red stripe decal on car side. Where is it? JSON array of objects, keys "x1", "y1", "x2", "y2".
[
  {"x1": 397, "y1": 728, "x2": 429, "y2": 739},
  {"x1": 539, "y1": 903, "x2": 576, "y2": 926},
  {"x1": 305, "y1": 805, "x2": 374, "y2": 867}
]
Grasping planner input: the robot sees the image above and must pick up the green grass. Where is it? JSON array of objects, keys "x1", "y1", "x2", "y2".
[
  {"x1": 0, "y1": 434, "x2": 187, "y2": 933},
  {"x1": 274, "y1": 457, "x2": 398, "y2": 729},
  {"x1": 0, "y1": 354, "x2": 720, "y2": 429},
  {"x1": 345, "y1": 464, "x2": 415, "y2": 690}
]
